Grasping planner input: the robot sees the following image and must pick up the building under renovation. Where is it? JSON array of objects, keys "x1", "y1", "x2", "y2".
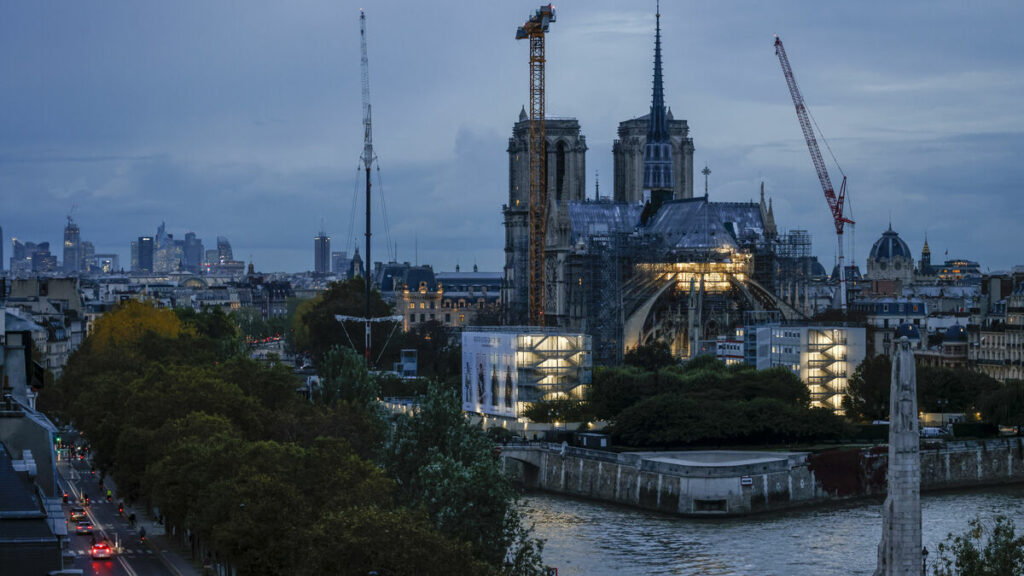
[{"x1": 502, "y1": 6, "x2": 815, "y2": 364}]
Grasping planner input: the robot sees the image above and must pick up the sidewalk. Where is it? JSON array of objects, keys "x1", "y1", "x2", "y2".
[
  {"x1": 102, "y1": 473, "x2": 205, "y2": 576},
  {"x1": 133, "y1": 510, "x2": 204, "y2": 576}
]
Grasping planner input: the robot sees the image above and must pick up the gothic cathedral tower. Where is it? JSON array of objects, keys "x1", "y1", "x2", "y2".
[{"x1": 502, "y1": 110, "x2": 587, "y2": 325}]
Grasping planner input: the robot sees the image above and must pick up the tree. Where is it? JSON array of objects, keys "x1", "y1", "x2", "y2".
[
  {"x1": 404, "y1": 320, "x2": 461, "y2": 383},
  {"x1": 934, "y1": 516, "x2": 1024, "y2": 576},
  {"x1": 623, "y1": 340, "x2": 676, "y2": 372},
  {"x1": 385, "y1": 382, "x2": 546, "y2": 575},
  {"x1": 978, "y1": 380, "x2": 1024, "y2": 428},
  {"x1": 843, "y1": 355, "x2": 892, "y2": 422},
  {"x1": 317, "y1": 345, "x2": 381, "y2": 407},
  {"x1": 296, "y1": 278, "x2": 399, "y2": 366}
]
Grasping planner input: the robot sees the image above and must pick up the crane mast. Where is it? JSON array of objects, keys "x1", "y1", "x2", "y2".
[
  {"x1": 774, "y1": 36, "x2": 854, "y2": 312},
  {"x1": 517, "y1": 4, "x2": 555, "y2": 327},
  {"x1": 360, "y1": 10, "x2": 375, "y2": 362}
]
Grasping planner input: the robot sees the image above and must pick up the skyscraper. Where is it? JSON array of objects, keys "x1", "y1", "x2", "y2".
[
  {"x1": 183, "y1": 232, "x2": 204, "y2": 272},
  {"x1": 216, "y1": 236, "x2": 233, "y2": 262},
  {"x1": 314, "y1": 230, "x2": 330, "y2": 275},
  {"x1": 137, "y1": 236, "x2": 154, "y2": 272},
  {"x1": 63, "y1": 216, "x2": 81, "y2": 273},
  {"x1": 80, "y1": 241, "x2": 95, "y2": 273},
  {"x1": 130, "y1": 241, "x2": 139, "y2": 271}
]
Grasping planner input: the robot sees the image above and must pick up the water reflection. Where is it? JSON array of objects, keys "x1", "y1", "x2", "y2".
[{"x1": 523, "y1": 486, "x2": 1024, "y2": 576}]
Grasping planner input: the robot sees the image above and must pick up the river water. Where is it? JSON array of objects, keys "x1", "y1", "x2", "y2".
[{"x1": 522, "y1": 486, "x2": 1024, "y2": 575}]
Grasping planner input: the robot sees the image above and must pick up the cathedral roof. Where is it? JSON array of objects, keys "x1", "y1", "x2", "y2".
[{"x1": 869, "y1": 225, "x2": 912, "y2": 261}]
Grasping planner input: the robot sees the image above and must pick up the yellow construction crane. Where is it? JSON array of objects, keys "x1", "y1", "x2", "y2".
[{"x1": 516, "y1": 4, "x2": 555, "y2": 327}]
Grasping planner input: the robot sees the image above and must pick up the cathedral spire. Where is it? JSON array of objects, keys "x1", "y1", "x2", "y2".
[
  {"x1": 642, "y1": 1, "x2": 674, "y2": 203},
  {"x1": 648, "y1": 1, "x2": 668, "y2": 143}
]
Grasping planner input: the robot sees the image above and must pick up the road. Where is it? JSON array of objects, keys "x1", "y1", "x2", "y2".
[{"x1": 59, "y1": 456, "x2": 176, "y2": 576}]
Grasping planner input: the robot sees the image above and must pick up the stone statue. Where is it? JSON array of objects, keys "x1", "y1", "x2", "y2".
[{"x1": 874, "y1": 333, "x2": 922, "y2": 576}]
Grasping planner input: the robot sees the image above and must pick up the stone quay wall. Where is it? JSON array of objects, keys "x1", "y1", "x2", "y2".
[
  {"x1": 501, "y1": 444, "x2": 821, "y2": 516},
  {"x1": 503, "y1": 438, "x2": 1024, "y2": 517}
]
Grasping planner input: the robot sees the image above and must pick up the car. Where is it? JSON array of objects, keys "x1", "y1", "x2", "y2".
[
  {"x1": 69, "y1": 507, "x2": 87, "y2": 522},
  {"x1": 75, "y1": 521, "x2": 94, "y2": 535},
  {"x1": 90, "y1": 542, "x2": 114, "y2": 560}
]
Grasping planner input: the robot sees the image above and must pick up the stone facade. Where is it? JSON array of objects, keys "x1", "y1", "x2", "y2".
[
  {"x1": 502, "y1": 114, "x2": 587, "y2": 325},
  {"x1": 612, "y1": 114, "x2": 694, "y2": 204}
]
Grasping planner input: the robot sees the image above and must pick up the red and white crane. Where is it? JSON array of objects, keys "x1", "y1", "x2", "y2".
[{"x1": 774, "y1": 36, "x2": 854, "y2": 313}]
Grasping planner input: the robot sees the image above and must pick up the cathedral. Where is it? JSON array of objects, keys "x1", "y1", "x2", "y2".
[{"x1": 502, "y1": 6, "x2": 696, "y2": 326}]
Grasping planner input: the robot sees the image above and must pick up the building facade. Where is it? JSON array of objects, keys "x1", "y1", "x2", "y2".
[{"x1": 502, "y1": 113, "x2": 587, "y2": 325}]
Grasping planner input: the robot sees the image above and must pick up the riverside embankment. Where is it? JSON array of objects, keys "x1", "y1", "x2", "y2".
[{"x1": 501, "y1": 437, "x2": 1024, "y2": 516}]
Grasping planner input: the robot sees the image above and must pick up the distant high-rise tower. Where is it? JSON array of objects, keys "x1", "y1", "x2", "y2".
[
  {"x1": 80, "y1": 241, "x2": 95, "y2": 274},
  {"x1": 216, "y1": 236, "x2": 233, "y2": 262},
  {"x1": 183, "y1": 232, "x2": 204, "y2": 272},
  {"x1": 130, "y1": 241, "x2": 139, "y2": 271},
  {"x1": 63, "y1": 216, "x2": 81, "y2": 273},
  {"x1": 314, "y1": 230, "x2": 331, "y2": 275},
  {"x1": 612, "y1": 6, "x2": 694, "y2": 204},
  {"x1": 502, "y1": 110, "x2": 587, "y2": 325},
  {"x1": 137, "y1": 236, "x2": 154, "y2": 272}
]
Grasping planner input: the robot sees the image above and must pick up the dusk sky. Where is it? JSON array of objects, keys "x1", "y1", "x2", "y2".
[{"x1": 2, "y1": 1, "x2": 1022, "y2": 273}]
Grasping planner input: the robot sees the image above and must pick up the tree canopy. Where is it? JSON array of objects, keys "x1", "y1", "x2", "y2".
[{"x1": 40, "y1": 300, "x2": 536, "y2": 575}]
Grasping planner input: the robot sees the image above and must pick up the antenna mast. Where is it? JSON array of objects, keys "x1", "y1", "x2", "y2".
[{"x1": 360, "y1": 9, "x2": 376, "y2": 363}]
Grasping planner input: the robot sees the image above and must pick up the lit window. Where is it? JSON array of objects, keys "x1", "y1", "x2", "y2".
[
  {"x1": 408, "y1": 303, "x2": 415, "y2": 309},
  {"x1": 420, "y1": 303, "x2": 426, "y2": 309}
]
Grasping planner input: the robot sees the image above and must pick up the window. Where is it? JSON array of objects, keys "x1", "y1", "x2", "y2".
[
  {"x1": 430, "y1": 314, "x2": 435, "y2": 320},
  {"x1": 409, "y1": 303, "x2": 415, "y2": 309},
  {"x1": 420, "y1": 314, "x2": 425, "y2": 322},
  {"x1": 445, "y1": 313, "x2": 451, "y2": 322},
  {"x1": 459, "y1": 314, "x2": 465, "y2": 323},
  {"x1": 420, "y1": 303, "x2": 426, "y2": 309}
]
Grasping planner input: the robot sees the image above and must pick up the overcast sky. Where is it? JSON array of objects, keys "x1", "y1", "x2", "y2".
[{"x1": 2, "y1": 1, "x2": 1022, "y2": 274}]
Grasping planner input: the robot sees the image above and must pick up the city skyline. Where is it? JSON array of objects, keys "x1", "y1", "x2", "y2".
[{"x1": 1, "y1": 1, "x2": 1022, "y2": 273}]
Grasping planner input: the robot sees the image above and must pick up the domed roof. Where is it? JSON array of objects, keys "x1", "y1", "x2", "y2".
[
  {"x1": 895, "y1": 323, "x2": 921, "y2": 340},
  {"x1": 869, "y1": 225, "x2": 911, "y2": 261},
  {"x1": 944, "y1": 323, "x2": 967, "y2": 342}
]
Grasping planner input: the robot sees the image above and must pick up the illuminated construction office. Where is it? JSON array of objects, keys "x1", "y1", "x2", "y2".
[{"x1": 461, "y1": 328, "x2": 592, "y2": 419}]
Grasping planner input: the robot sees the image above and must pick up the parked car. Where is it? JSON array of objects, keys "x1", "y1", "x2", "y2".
[{"x1": 90, "y1": 542, "x2": 114, "y2": 559}]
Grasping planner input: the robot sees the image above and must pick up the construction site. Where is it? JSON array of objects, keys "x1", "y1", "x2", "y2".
[{"x1": 502, "y1": 5, "x2": 849, "y2": 366}]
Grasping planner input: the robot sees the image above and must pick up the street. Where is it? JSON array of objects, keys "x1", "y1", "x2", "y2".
[{"x1": 59, "y1": 455, "x2": 177, "y2": 576}]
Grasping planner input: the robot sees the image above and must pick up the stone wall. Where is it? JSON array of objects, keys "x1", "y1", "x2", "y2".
[
  {"x1": 505, "y1": 438, "x2": 1024, "y2": 517},
  {"x1": 503, "y1": 445, "x2": 821, "y2": 516}
]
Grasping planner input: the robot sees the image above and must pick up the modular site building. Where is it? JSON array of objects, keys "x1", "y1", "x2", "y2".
[{"x1": 461, "y1": 328, "x2": 592, "y2": 419}]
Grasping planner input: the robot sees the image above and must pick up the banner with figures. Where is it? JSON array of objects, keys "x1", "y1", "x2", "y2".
[{"x1": 462, "y1": 332, "x2": 518, "y2": 417}]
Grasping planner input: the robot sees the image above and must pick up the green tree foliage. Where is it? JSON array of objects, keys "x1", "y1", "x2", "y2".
[
  {"x1": 293, "y1": 277, "x2": 400, "y2": 366},
  {"x1": 317, "y1": 345, "x2": 381, "y2": 407},
  {"x1": 623, "y1": 340, "x2": 676, "y2": 372},
  {"x1": 934, "y1": 516, "x2": 1024, "y2": 576},
  {"x1": 593, "y1": 358, "x2": 846, "y2": 447},
  {"x1": 521, "y1": 399, "x2": 595, "y2": 424},
  {"x1": 42, "y1": 300, "x2": 532, "y2": 575},
  {"x1": 386, "y1": 382, "x2": 546, "y2": 575},
  {"x1": 842, "y1": 354, "x2": 892, "y2": 422},
  {"x1": 403, "y1": 320, "x2": 461, "y2": 384},
  {"x1": 978, "y1": 380, "x2": 1024, "y2": 427},
  {"x1": 844, "y1": 355, "x2": 1003, "y2": 423}
]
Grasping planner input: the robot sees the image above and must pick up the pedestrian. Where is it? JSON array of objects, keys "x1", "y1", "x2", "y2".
[{"x1": 129, "y1": 513, "x2": 136, "y2": 528}]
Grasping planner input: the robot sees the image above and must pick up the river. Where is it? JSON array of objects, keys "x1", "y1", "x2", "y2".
[{"x1": 522, "y1": 485, "x2": 1024, "y2": 575}]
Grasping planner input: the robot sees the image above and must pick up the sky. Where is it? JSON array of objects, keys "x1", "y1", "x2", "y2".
[{"x1": 1, "y1": 1, "x2": 1022, "y2": 274}]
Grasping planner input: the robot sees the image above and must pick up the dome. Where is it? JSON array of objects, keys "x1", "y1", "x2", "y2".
[
  {"x1": 869, "y1": 226, "x2": 911, "y2": 261},
  {"x1": 895, "y1": 323, "x2": 921, "y2": 340},
  {"x1": 944, "y1": 324, "x2": 967, "y2": 342}
]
